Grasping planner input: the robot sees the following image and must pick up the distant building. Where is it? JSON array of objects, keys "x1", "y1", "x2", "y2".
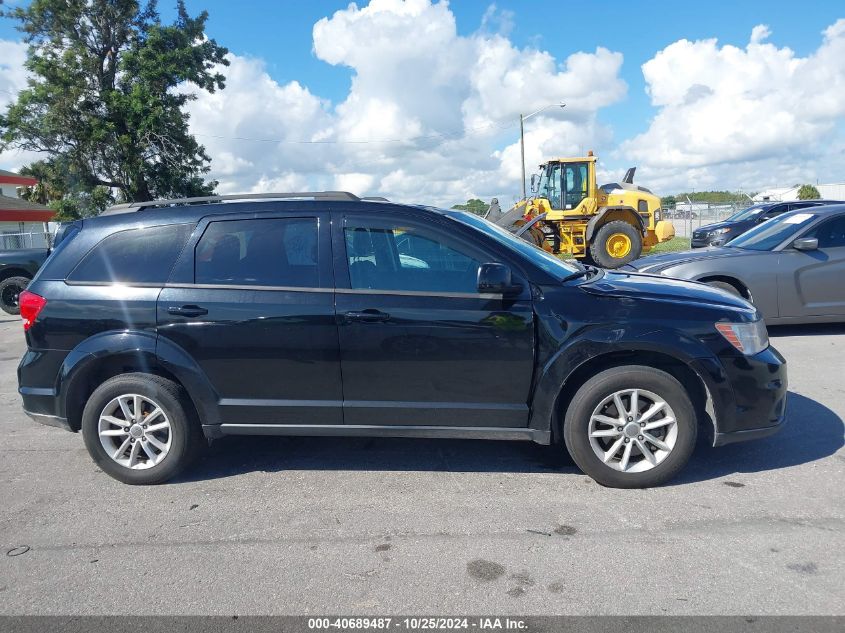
[
  {"x1": 753, "y1": 183, "x2": 845, "y2": 202},
  {"x1": 0, "y1": 169, "x2": 55, "y2": 249}
]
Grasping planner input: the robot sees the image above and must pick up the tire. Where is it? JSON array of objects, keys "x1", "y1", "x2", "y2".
[
  {"x1": 589, "y1": 221, "x2": 643, "y2": 269},
  {"x1": 81, "y1": 373, "x2": 203, "y2": 484},
  {"x1": 562, "y1": 366, "x2": 697, "y2": 488},
  {"x1": 0, "y1": 276, "x2": 30, "y2": 315},
  {"x1": 705, "y1": 280, "x2": 743, "y2": 298}
]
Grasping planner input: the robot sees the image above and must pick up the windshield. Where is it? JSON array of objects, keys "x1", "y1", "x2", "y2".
[
  {"x1": 447, "y1": 211, "x2": 579, "y2": 278},
  {"x1": 725, "y1": 204, "x2": 767, "y2": 222},
  {"x1": 728, "y1": 211, "x2": 819, "y2": 251}
]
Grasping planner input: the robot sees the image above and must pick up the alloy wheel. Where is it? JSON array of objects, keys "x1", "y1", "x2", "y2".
[
  {"x1": 98, "y1": 394, "x2": 172, "y2": 470},
  {"x1": 588, "y1": 388, "x2": 678, "y2": 473}
]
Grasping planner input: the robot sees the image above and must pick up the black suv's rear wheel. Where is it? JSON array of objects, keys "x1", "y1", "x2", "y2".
[
  {"x1": 81, "y1": 373, "x2": 203, "y2": 484},
  {"x1": 0, "y1": 276, "x2": 30, "y2": 315},
  {"x1": 563, "y1": 366, "x2": 697, "y2": 488}
]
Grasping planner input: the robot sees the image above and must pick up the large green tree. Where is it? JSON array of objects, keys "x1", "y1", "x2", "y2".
[{"x1": 0, "y1": 0, "x2": 229, "y2": 206}]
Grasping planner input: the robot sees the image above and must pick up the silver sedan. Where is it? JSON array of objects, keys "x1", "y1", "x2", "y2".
[{"x1": 625, "y1": 204, "x2": 845, "y2": 325}]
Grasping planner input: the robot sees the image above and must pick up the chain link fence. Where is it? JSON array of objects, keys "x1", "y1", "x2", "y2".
[
  {"x1": 0, "y1": 231, "x2": 52, "y2": 250},
  {"x1": 663, "y1": 201, "x2": 754, "y2": 238}
]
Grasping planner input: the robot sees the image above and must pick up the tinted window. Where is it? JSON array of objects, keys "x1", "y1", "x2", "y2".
[
  {"x1": 806, "y1": 215, "x2": 845, "y2": 248},
  {"x1": 787, "y1": 202, "x2": 817, "y2": 211},
  {"x1": 195, "y1": 218, "x2": 318, "y2": 287},
  {"x1": 68, "y1": 224, "x2": 192, "y2": 283},
  {"x1": 729, "y1": 212, "x2": 818, "y2": 251},
  {"x1": 344, "y1": 224, "x2": 483, "y2": 293}
]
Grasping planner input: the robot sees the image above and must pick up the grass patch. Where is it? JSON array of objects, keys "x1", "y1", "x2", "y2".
[{"x1": 649, "y1": 236, "x2": 691, "y2": 254}]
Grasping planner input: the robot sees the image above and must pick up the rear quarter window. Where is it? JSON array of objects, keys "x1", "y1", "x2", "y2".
[{"x1": 67, "y1": 224, "x2": 193, "y2": 284}]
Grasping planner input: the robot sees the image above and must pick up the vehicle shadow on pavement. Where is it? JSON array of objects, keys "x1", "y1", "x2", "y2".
[
  {"x1": 177, "y1": 392, "x2": 842, "y2": 484},
  {"x1": 179, "y1": 435, "x2": 580, "y2": 481},
  {"x1": 673, "y1": 391, "x2": 844, "y2": 485}
]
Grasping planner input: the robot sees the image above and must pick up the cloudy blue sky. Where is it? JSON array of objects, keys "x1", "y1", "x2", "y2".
[{"x1": 1, "y1": 0, "x2": 844, "y2": 205}]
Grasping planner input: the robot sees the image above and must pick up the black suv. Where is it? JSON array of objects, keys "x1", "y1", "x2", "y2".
[
  {"x1": 17, "y1": 192, "x2": 787, "y2": 488},
  {"x1": 691, "y1": 200, "x2": 842, "y2": 248}
]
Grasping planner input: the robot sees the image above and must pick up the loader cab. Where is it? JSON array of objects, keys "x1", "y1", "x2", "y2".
[{"x1": 535, "y1": 157, "x2": 596, "y2": 213}]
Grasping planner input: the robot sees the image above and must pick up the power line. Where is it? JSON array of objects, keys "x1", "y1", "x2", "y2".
[{"x1": 191, "y1": 118, "x2": 518, "y2": 146}]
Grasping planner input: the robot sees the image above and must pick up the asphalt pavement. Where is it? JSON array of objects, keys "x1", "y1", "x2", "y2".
[{"x1": 0, "y1": 316, "x2": 842, "y2": 615}]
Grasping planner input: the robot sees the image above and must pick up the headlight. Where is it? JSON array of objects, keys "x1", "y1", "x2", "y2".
[
  {"x1": 654, "y1": 209, "x2": 661, "y2": 221},
  {"x1": 712, "y1": 227, "x2": 732, "y2": 235},
  {"x1": 715, "y1": 320, "x2": 768, "y2": 355}
]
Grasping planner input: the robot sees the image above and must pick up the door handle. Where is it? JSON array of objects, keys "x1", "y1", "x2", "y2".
[
  {"x1": 167, "y1": 305, "x2": 208, "y2": 318},
  {"x1": 344, "y1": 310, "x2": 390, "y2": 323}
]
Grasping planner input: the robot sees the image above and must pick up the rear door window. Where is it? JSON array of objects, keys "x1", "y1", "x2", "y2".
[
  {"x1": 194, "y1": 217, "x2": 319, "y2": 287},
  {"x1": 68, "y1": 224, "x2": 192, "y2": 284}
]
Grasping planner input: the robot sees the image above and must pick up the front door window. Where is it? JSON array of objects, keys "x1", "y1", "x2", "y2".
[{"x1": 344, "y1": 224, "x2": 483, "y2": 294}]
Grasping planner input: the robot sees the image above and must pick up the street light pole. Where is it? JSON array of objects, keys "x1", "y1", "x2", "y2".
[
  {"x1": 519, "y1": 103, "x2": 565, "y2": 200},
  {"x1": 520, "y1": 113, "x2": 526, "y2": 200}
]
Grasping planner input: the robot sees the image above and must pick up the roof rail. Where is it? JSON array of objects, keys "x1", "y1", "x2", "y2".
[{"x1": 103, "y1": 191, "x2": 360, "y2": 215}]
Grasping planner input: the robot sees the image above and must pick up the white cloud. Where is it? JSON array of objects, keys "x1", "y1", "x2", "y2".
[
  {"x1": 0, "y1": 39, "x2": 40, "y2": 173},
  {"x1": 183, "y1": 0, "x2": 626, "y2": 206},
  {"x1": 1, "y1": 2, "x2": 625, "y2": 205},
  {"x1": 619, "y1": 19, "x2": 845, "y2": 192}
]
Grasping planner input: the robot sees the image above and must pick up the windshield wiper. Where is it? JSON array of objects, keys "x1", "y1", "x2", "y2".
[{"x1": 562, "y1": 264, "x2": 599, "y2": 283}]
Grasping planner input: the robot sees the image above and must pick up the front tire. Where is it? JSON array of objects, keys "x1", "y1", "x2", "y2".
[
  {"x1": 0, "y1": 276, "x2": 30, "y2": 315},
  {"x1": 81, "y1": 373, "x2": 203, "y2": 484},
  {"x1": 563, "y1": 366, "x2": 697, "y2": 488},
  {"x1": 589, "y1": 221, "x2": 643, "y2": 268}
]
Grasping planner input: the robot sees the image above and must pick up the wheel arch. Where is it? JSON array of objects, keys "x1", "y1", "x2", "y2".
[
  {"x1": 58, "y1": 331, "x2": 218, "y2": 432},
  {"x1": 0, "y1": 268, "x2": 33, "y2": 282},
  {"x1": 696, "y1": 274, "x2": 753, "y2": 300},
  {"x1": 586, "y1": 206, "x2": 646, "y2": 242},
  {"x1": 531, "y1": 339, "x2": 728, "y2": 447}
]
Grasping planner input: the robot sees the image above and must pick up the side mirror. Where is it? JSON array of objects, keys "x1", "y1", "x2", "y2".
[
  {"x1": 477, "y1": 263, "x2": 521, "y2": 295},
  {"x1": 792, "y1": 237, "x2": 818, "y2": 251},
  {"x1": 530, "y1": 174, "x2": 538, "y2": 194}
]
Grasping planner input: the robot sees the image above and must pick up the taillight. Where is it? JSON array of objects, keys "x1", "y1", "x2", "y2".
[{"x1": 19, "y1": 290, "x2": 47, "y2": 331}]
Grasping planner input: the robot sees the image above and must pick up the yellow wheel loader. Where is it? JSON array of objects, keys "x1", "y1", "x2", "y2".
[{"x1": 491, "y1": 152, "x2": 675, "y2": 268}]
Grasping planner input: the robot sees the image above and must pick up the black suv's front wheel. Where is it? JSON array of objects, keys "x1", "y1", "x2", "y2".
[
  {"x1": 563, "y1": 366, "x2": 697, "y2": 488},
  {"x1": 81, "y1": 373, "x2": 203, "y2": 484}
]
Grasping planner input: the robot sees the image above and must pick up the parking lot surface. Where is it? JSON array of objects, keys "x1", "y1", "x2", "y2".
[{"x1": 0, "y1": 317, "x2": 842, "y2": 615}]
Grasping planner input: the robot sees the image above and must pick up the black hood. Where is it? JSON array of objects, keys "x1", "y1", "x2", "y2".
[{"x1": 579, "y1": 270, "x2": 755, "y2": 315}]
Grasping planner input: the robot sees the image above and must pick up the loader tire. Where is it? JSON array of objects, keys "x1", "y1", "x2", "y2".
[{"x1": 590, "y1": 221, "x2": 642, "y2": 269}]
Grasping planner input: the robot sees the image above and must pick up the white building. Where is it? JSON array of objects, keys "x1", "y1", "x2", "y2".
[
  {"x1": 0, "y1": 169, "x2": 55, "y2": 250},
  {"x1": 753, "y1": 183, "x2": 845, "y2": 202}
]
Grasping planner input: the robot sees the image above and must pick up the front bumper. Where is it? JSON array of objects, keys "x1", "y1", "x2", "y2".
[
  {"x1": 713, "y1": 412, "x2": 786, "y2": 446},
  {"x1": 709, "y1": 345, "x2": 788, "y2": 445},
  {"x1": 691, "y1": 236, "x2": 730, "y2": 248}
]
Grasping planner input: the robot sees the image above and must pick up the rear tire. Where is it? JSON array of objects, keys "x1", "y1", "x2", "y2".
[
  {"x1": 589, "y1": 221, "x2": 642, "y2": 268},
  {"x1": 0, "y1": 276, "x2": 30, "y2": 315},
  {"x1": 562, "y1": 366, "x2": 697, "y2": 488},
  {"x1": 81, "y1": 373, "x2": 203, "y2": 484}
]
